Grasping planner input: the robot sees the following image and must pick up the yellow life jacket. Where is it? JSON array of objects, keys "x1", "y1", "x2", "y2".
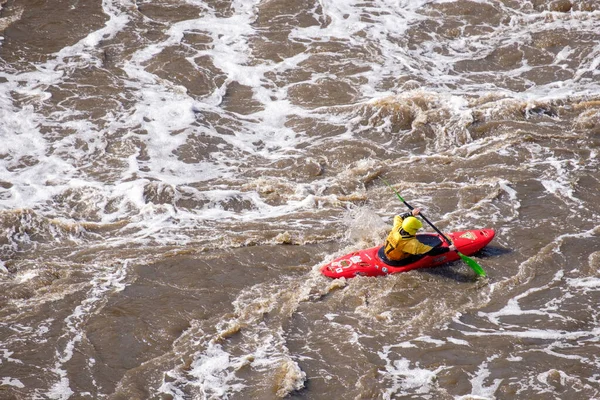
[{"x1": 383, "y1": 215, "x2": 433, "y2": 261}]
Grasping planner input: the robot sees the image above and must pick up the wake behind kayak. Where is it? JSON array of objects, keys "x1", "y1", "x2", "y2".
[{"x1": 320, "y1": 229, "x2": 495, "y2": 279}]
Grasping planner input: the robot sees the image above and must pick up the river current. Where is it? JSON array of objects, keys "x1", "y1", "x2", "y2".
[{"x1": 1, "y1": 1, "x2": 599, "y2": 399}]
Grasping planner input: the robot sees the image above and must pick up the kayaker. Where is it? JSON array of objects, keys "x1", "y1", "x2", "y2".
[{"x1": 378, "y1": 208, "x2": 456, "y2": 266}]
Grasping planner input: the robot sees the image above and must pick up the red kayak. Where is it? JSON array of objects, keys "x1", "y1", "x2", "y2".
[{"x1": 320, "y1": 229, "x2": 495, "y2": 279}]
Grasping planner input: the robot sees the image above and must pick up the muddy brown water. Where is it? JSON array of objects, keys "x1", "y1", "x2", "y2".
[{"x1": 1, "y1": 0, "x2": 600, "y2": 399}]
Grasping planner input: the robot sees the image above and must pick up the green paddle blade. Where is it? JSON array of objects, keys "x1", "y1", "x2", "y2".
[{"x1": 458, "y1": 252, "x2": 486, "y2": 277}]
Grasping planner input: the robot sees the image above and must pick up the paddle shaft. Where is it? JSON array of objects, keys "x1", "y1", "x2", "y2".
[
  {"x1": 379, "y1": 177, "x2": 455, "y2": 244},
  {"x1": 401, "y1": 201, "x2": 454, "y2": 246}
]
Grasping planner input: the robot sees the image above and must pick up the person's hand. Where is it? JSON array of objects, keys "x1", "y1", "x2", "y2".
[
  {"x1": 411, "y1": 208, "x2": 421, "y2": 216},
  {"x1": 448, "y1": 244, "x2": 456, "y2": 252}
]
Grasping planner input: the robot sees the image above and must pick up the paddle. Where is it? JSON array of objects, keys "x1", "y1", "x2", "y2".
[{"x1": 379, "y1": 177, "x2": 487, "y2": 277}]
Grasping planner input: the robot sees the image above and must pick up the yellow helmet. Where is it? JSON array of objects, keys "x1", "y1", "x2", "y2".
[{"x1": 401, "y1": 216, "x2": 422, "y2": 235}]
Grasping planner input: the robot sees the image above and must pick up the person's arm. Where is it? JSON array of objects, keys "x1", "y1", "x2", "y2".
[
  {"x1": 404, "y1": 237, "x2": 457, "y2": 256},
  {"x1": 397, "y1": 212, "x2": 412, "y2": 220},
  {"x1": 427, "y1": 246, "x2": 450, "y2": 256},
  {"x1": 392, "y1": 212, "x2": 411, "y2": 231},
  {"x1": 425, "y1": 243, "x2": 457, "y2": 256},
  {"x1": 394, "y1": 207, "x2": 420, "y2": 225}
]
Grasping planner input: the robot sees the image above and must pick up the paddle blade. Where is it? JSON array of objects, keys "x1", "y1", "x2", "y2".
[{"x1": 458, "y1": 252, "x2": 487, "y2": 277}]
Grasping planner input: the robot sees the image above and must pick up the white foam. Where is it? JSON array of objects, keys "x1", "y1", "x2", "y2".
[
  {"x1": 1, "y1": 377, "x2": 25, "y2": 388},
  {"x1": 1, "y1": 348, "x2": 23, "y2": 364},
  {"x1": 447, "y1": 337, "x2": 470, "y2": 346},
  {"x1": 463, "y1": 326, "x2": 600, "y2": 342},
  {"x1": 45, "y1": 262, "x2": 129, "y2": 398},
  {"x1": 15, "y1": 270, "x2": 39, "y2": 284},
  {"x1": 498, "y1": 180, "x2": 518, "y2": 202},
  {"x1": 0, "y1": 0, "x2": 131, "y2": 219},
  {"x1": 567, "y1": 277, "x2": 600, "y2": 289},
  {"x1": 47, "y1": 373, "x2": 74, "y2": 400},
  {"x1": 0, "y1": 259, "x2": 8, "y2": 274},
  {"x1": 156, "y1": 274, "x2": 323, "y2": 399},
  {"x1": 381, "y1": 357, "x2": 445, "y2": 399},
  {"x1": 483, "y1": 270, "x2": 566, "y2": 325},
  {"x1": 1, "y1": 2, "x2": 600, "y2": 400},
  {"x1": 413, "y1": 336, "x2": 445, "y2": 346},
  {"x1": 324, "y1": 313, "x2": 339, "y2": 321},
  {"x1": 0, "y1": 0, "x2": 597, "y2": 256},
  {"x1": 460, "y1": 355, "x2": 502, "y2": 400},
  {"x1": 187, "y1": 343, "x2": 246, "y2": 398}
]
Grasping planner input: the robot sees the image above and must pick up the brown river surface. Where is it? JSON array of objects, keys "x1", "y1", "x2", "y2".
[{"x1": 1, "y1": 0, "x2": 600, "y2": 399}]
